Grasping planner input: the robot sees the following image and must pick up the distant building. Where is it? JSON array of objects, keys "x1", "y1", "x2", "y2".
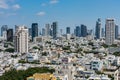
[
  {"x1": 7, "y1": 29, "x2": 13, "y2": 42},
  {"x1": 32, "y1": 23, "x2": 38, "y2": 41},
  {"x1": 115, "y1": 25, "x2": 119, "y2": 39},
  {"x1": 81, "y1": 24, "x2": 87, "y2": 37},
  {"x1": 42, "y1": 28, "x2": 45, "y2": 36},
  {"x1": 1, "y1": 25, "x2": 8, "y2": 36},
  {"x1": 95, "y1": 18, "x2": 101, "y2": 39},
  {"x1": 14, "y1": 26, "x2": 28, "y2": 53},
  {"x1": 101, "y1": 28, "x2": 105, "y2": 38},
  {"x1": 105, "y1": 19, "x2": 115, "y2": 45},
  {"x1": 66, "y1": 27, "x2": 70, "y2": 34},
  {"x1": 52, "y1": 22, "x2": 58, "y2": 39},
  {"x1": 28, "y1": 28, "x2": 32, "y2": 36},
  {"x1": 75, "y1": 26, "x2": 80, "y2": 37},
  {"x1": 45, "y1": 24, "x2": 50, "y2": 36}
]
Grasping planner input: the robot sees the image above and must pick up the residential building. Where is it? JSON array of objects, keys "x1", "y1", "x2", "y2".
[
  {"x1": 14, "y1": 26, "x2": 28, "y2": 53},
  {"x1": 105, "y1": 19, "x2": 115, "y2": 45}
]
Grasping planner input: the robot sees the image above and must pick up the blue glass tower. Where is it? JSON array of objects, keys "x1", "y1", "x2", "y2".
[
  {"x1": 115, "y1": 25, "x2": 119, "y2": 39},
  {"x1": 32, "y1": 23, "x2": 38, "y2": 41},
  {"x1": 81, "y1": 24, "x2": 87, "y2": 37},
  {"x1": 95, "y1": 18, "x2": 101, "y2": 39},
  {"x1": 75, "y1": 26, "x2": 80, "y2": 37},
  {"x1": 52, "y1": 22, "x2": 58, "y2": 39},
  {"x1": 66, "y1": 27, "x2": 70, "y2": 34}
]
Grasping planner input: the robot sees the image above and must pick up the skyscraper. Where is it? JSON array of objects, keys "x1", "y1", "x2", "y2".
[
  {"x1": 52, "y1": 22, "x2": 58, "y2": 39},
  {"x1": 105, "y1": 19, "x2": 115, "y2": 45},
  {"x1": 81, "y1": 24, "x2": 87, "y2": 37},
  {"x1": 32, "y1": 23, "x2": 38, "y2": 41},
  {"x1": 95, "y1": 18, "x2": 101, "y2": 39},
  {"x1": 28, "y1": 28, "x2": 32, "y2": 37},
  {"x1": 66, "y1": 27, "x2": 70, "y2": 34},
  {"x1": 101, "y1": 28, "x2": 105, "y2": 38},
  {"x1": 14, "y1": 26, "x2": 28, "y2": 53},
  {"x1": 45, "y1": 24, "x2": 50, "y2": 36},
  {"x1": 75, "y1": 26, "x2": 80, "y2": 37},
  {"x1": 115, "y1": 25, "x2": 119, "y2": 39},
  {"x1": 1, "y1": 25, "x2": 8, "y2": 36},
  {"x1": 42, "y1": 28, "x2": 45, "y2": 36},
  {"x1": 7, "y1": 29, "x2": 13, "y2": 42}
]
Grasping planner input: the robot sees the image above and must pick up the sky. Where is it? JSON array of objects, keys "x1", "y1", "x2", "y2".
[{"x1": 0, "y1": 0, "x2": 120, "y2": 33}]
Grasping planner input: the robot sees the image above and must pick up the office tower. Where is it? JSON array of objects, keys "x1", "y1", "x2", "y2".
[
  {"x1": 105, "y1": 19, "x2": 115, "y2": 45},
  {"x1": 42, "y1": 28, "x2": 45, "y2": 36},
  {"x1": 32, "y1": 23, "x2": 38, "y2": 41},
  {"x1": 28, "y1": 28, "x2": 32, "y2": 36},
  {"x1": 66, "y1": 27, "x2": 70, "y2": 34},
  {"x1": 115, "y1": 25, "x2": 119, "y2": 39},
  {"x1": 101, "y1": 28, "x2": 105, "y2": 38},
  {"x1": 7, "y1": 29, "x2": 13, "y2": 42},
  {"x1": 45, "y1": 24, "x2": 50, "y2": 36},
  {"x1": 50, "y1": 26, "x2": 53, "y2": 36},
  {"x1": 95, "y1": 18, "x2": 101, "y2": 39},
  {"x1": 1, "y1": 25, "x2": 8, "y2": 36},
  {"x1": 75, "y1": 26, "x2": 80, "y2": 37},
  {"x1": 52, "y1": 22, "x2": 58, "y2": 39},
  {"x1": 14, "y1": 26, "x2": 28, "y2": 53},
  {"x1": 81, "y1": 24, "x2": 87, "y2": 37}
]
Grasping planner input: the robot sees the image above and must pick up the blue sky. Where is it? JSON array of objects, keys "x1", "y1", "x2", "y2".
[{"x1": 0, "y1": 0, "x2": 120, "y2": 32}]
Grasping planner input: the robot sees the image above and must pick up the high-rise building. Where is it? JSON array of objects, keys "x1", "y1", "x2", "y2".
[
  {"x1": 101, "y1": 28, "x2": 105, "y2": 38},
  {"x1": 75, "y1": 26, "x2": 80, "y2": 37},
  {"x1": 66, "y1": 27, "x2": 70, "y2": 34},
  {"x1": 28, "y1": 28, "x2": 32, "y2": 36},
  {"x1": 115, "y1": 25, "x2": 119, "y2": 39},
  {"x1": 95, "y1": 18, "x2": 101, "y2": 39},
  {"x1": 32, "y1": 23, "x2": 38, "y2": 41},
  {"x1": 45, "y1": 24, "x2": 50, "y2": 36},
  {"x1": 7, "y1": 29, "x2": 13, "y2": 42},
  {"x1": 105, "y1": 19, "x2": 115, "y2": 45},
  {"x1": 14, "y1": 26, "x2": 28, "y2": 53},
  {"x1": 42, "y1": 28, "x2": 45, "y2": 36},
  {"x1": 52, "y1": 22, "x2": 58, "y2": 39},
  {"x1": 81, "y1": 24, "x2": 87, "y2": 37},
  {"x1": 1, "y1": 25, "x2": 8, "y2": 36}
]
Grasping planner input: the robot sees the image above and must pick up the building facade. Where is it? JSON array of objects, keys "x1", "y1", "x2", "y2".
[
  {"x1": 52, "y1": 22, "x2": 58, "y2": 39},
  {"x1": 32, "y1": 23, "x2": 38, "y2": 41},
  {"x1": 95, "y1": 18, "x2": 101, "y2": 39},
  {"x1": 81, "y1": 24, "x2": 87, "y2": 37},
  {"x1": 7, "y1": 29, "x2": 13, "y2": 42},
  {"x1": 66, "y1": 27, "x2": 70, "y2": 34},
  {"x1": 105, "y1": 19, "x2": 115, "y2": 45},
  {"x1": 14, "y1": 26, "x2": 28, "y2": 53}
]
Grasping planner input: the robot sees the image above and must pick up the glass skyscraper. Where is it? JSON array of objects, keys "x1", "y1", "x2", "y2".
[
  {"x1": 95, "y1": 18, "x2": 101, "y2": 39},
  {"x1": 81, "y1": 24, "x2": 87, "y2": 37},
  {"x1": 32, "y1": 23, "x2": 38, "y2": 41}
]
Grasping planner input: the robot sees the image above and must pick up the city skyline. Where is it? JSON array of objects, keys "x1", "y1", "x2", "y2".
[{"x1": 0, "y1": 0, "x2": 120, "y2": 33}]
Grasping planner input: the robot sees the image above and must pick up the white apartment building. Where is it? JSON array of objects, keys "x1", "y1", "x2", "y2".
[
  {"x1": 105, "y1": 18, "x2": 115, "y2": 45},
  {"x1": 14, "y1": 26, "x2": 28, "y2": 53}
]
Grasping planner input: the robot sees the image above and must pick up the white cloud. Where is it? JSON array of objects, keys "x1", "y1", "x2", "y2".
[
  {"x1": 50, "y1": 0, "x2": 59, "y2": 4},
  {"x1": 0, "y1": 0, "x2": 9, "y2": 9},
  {"x1": 12, "y1": 4, "x2": 20, "y2": 10},
  {"x1": 37, "y1": 11, "x2": 46, "y2": 16}
]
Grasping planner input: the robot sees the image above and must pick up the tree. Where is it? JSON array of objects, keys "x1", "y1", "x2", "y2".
[{"x1": 5, "y1": 48, "x2": 14, "y2": 53}]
